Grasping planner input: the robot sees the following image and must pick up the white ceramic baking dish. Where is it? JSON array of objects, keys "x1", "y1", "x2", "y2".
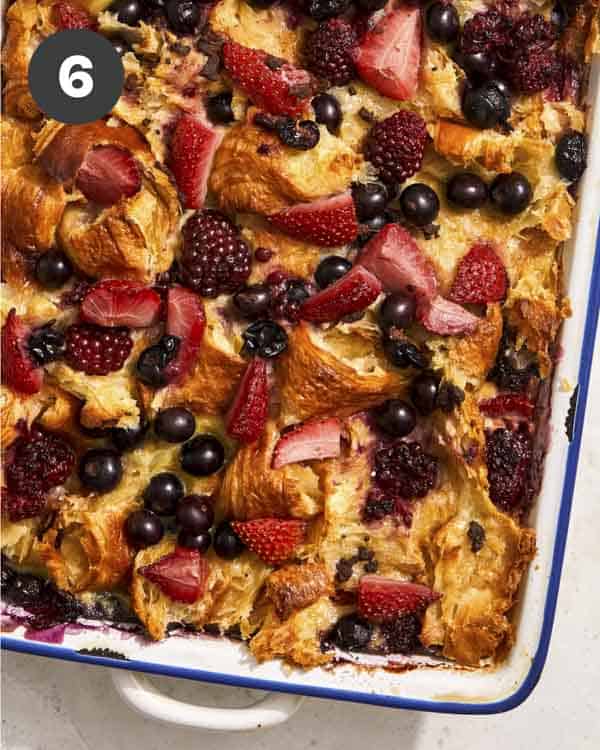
[{"x1": 2, "y1": 42, "x2": 599, "y2": 734}]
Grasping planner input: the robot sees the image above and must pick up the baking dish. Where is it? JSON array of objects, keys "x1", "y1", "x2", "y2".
[{"x1": 2, "y1": 31, "x2": 600, "y2": 736}]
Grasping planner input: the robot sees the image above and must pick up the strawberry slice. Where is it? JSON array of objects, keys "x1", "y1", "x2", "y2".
[
  {"x1": 81, "y1": 280, "x2": 162, "y2": 328},
  {"x1": 357, "y1": 575, "x2": 440, "y2": 623},
  {"x1": 1, "y1": 310, "x2": 42, "y2": 395},
  {"x1": 53, "y1": 1, "x2": 97, "y2": 30},
  {"x1": 357, "y1": 223, "x2": 437, "y2": 301},
  {"x1": 139, "y1": 547, "x2": 209, "y2": 604},
  {"x1": 479, "y1": 393, "x2": 535, "y2": 419},
  {"x1": 164, "y1": 287, "x2": 206, "y2": 384},
  {"x1": 272, "y1": 417, "x2": 342, "y2": 469},
  {"x1": 226, "y1": 357, "x2": 270, "y2": 443},
  {"x1": 449, "y1": 243, "x2": 508, "y2": 305},
  {"x1": 168, "y1": 114, "x2": 224, "y2": 210},
  {"x1": 418, "y1": 296, "x2": 479, "y2": 336},
  {"x1": 299, "y1": 265, "x2": 381, "y2": 323},
  {"x1": 268, "y1": 192, "x2": 358, "y2": 247},
  {"x1": 353, "y1": 7, "x2": 422, "y2": 101},
  {"x1": 75, "y1": 146, "x2": 141, "y2": 206},
  {"x1": 231, "y1": 518, "x2": 308, "y2": 566},
  {"x1": 222, "y1": 41, "x2": 314, "y2": 118}
]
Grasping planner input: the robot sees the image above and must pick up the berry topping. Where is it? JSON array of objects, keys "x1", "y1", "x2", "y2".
[
  {"x1": 230, "y1": 518, "x2": 308, "y2": 566},
  {"x1": 378, "y1": 292, "x2": 417, "y2": 333},
  {"x1": 555, "y1": 131, "x2": 587, "y2": 182},
  {"x1": 354, "y1": 7, "x2": 422, "y2": 101},
  {"x1": 178, "y1": 529, "x2": 212, "y2": 552},
  {"x1": 380, "y1": 612, "x2": 422, "y2": 654},
  {"x1": 509, "y1": 12, "x2": 557, "y2": 55},
  {"x1": 276, "y1": 118, "x2": 321, "y2": 150},
  {"x1": 479, "y1": 393, "x2": 535, "y2": 419},
  {"x1": 329, "y1": 614, "x2": 373, "y2": 651},
  {"x1": 35, "y1": 250, "x2": 73, "y2": 290},
  {"x1": 357, "y1": 575, "x2": 440, "y2": 623},
  {"x1": 299, "y1": 265, "x2": 382, "y2": 323},
  {"x1": 53, "y1": 1, "x2": 96, "y2": 30},
  {"x1": 180, "y1": 434, "x2": 225, "y2": 476},
  {"x1": 206, "y1": 91, "x2": 235, "y2": 125},
  {"x1": 446, "y1": 172, "x2": 488, "y2": 209},
  {"x1": 462, "y1": 81, "x2": 511, "y2": 129},
  {"x1": 154, "y1": 407, "x2": 196, "y2": 443},
  {"x1": 181, "y1": 210, "x2": 252, "y2": 297},
  {"x1": 485, "y1": 428, "x2": 532, "y2": 511},
  {"x1": 418, "y1": 296, "x2": 479, "y2": 336},
  {"x1": 459, "y1": 10, "x2": 511, "y2": 58},
  {"x1": 426, "y1": 2, "x2": 460, "y2": 44},
  {"x1": 489, "y1": 330, "x2": 538, "y2": 393},
  {"x1": 64, "y1": 324, "x2": 133, "y2": 375},
  {"x1": 266, "y1": 275, "x2": 311, "y2": 323},
  {"x1": 242, "y1": 320, "x2": 288, "y2": 359},
  {"x1": 136, "y1": 335, "x2": 180, "y2": 387},
  {"x1": 28, "y1": 323, "x2": 66, "y2": 366},
  {"x1": 169, "y1": 114, "x2": 224, "y2": 210},
  {"x1": 435, "y1": 380, "x2": 465, "y2": 413},
  {"x1": 222, "y1": 41, "x2": 314, "y2": 118},
  {"x1": 176, "y1": 495, "x2": 214, "y2": 534},
  {"x1": 304, "y1": 0, "x2": 351, "y2": 21},
  {"x1": 383, "y1": 338, "x2": 428, "y2": 370},
  {"x1": 268, "y1": 192, "x2": 359, "y2": 247},
  {"x1": 144, "y1": 472, "x2": 185, "y2": 516},
  {"x1": 81, "y1": 280, "x2": 161, "y2": 328},
  {"x1": 213, "y1": 520, "x2": 245, "y2": 559},
  {"x1": 163, "y1": 287, "x2": 206, "y2": 383},
  {"x1": 1, "y1": 488, "x2": 46, "y2": 523},
  {"x1": 226, "y1": 357, "x2": 270, "y2": 443},
  {"x1": 111, "y1": 420, "x2": 149, "y2": 452},
  {"x1": 467, "y1": 520, "x2": 485, "y2": 553},
  {"x1": 125, "y1": 509, "x2": 165, "y2": 548},
  {"x1": 448, "y1": 242, "x2": 508, "y2": 304},
  {"x1": 364, "y1": 110, "x2": 428, "y2": 185},
  {"x1": 352, "y1": 182, "x2": 389, "y2": 222},
  {"x1": 506, "y1": 48, "x2": 559, "y2": 94},
  {"x1": 78, "y1": 448, "x2": 123, "y2": 493},
  {"x1": 315, "y1": 256, "x2": 352, "y2": 289},
  {"x1": 139, "y1": 547, "x2": 209, "y2": 604},
  {"x1": 75, "y1": 146, "x2": 141, "y2": 206},
  {"x1": 490, "y1": 172, "x2": 532, "y2": 215},
  {"x1": 234, "y1": 284, "x2": 272, "y2": 320},
  {"x1": 304, "y1": 19, "x2": 358, "y2": 86},
  {"x1": 373, "y1": 439, "x2": 439, "y2": 499},
  {"x1": 311, "y1": 93, "x2": 342, "y2": 134},
  {"x1": 399, "y1": 184, "x2": 440, "y2": 227},
  {"x1": 1, "y1": 310, "x2": 43, "y2": 394},
  {"x1": 272, "y1": 417, "x2": 342, "y2": 469},
  {"x1": 373, "y1": 399, "x2": 417, "y2": 438}
]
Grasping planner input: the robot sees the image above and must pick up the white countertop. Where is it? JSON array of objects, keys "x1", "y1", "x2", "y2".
[{"x1": 2, "y1": 340, "x2": 599, "y2": 750}]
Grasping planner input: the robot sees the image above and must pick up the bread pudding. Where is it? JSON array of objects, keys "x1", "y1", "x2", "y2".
[{"x1": 1, "y1": 0, "x2": 598, "y2": 670}]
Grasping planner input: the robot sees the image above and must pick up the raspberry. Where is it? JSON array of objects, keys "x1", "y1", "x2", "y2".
[
  {"x1": 181, "y1": 210, "x2": 252, "y2": 297},
  {"x1": 266, "y1": 271, "x2": 311, "y2": 323},
  {"x1": 507, "y1": 13, "x2": 557, "y2": 55},
  {"x1": 64, "y1": 324, "x2": 133, "y2": 375},
  {"x1": 547, "y1": 54, "x2": 583, "y2": 103},
  {"x1": 380, "y1": 612, "x2": 421, "y2": 654},
  {"x1": 505, "y1": 48, "x2": 560, "y2": 94},
  {"x1": 1, "y1": 487, "x2": 46, "y2": 522},
  {"x1": 486, "y1": 428, "x2": 532, "y2": 511},
  {"x1": 59, "y1": 281, "x2": 91, "y2": 309},
  {"x1": 460, "y1": 10, "x2": 512, "y2": 57},
  {"x1": 365, "y1": 111, "x2": 429, "y2": 185},
  {"x1": 373, "y1": 440, "x2": 439, "y2": 499},
  {"x1": 304, "y1": 19, "x2": 358, "y2": 86}
]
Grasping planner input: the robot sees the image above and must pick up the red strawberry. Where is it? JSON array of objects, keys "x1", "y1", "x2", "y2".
[
  {"x1": 231, "y1": 518, "x2": 308, "y2": 566},
  {"x1": 353, "y1": 7, "x2": 422, "y2": 101},
  {"x1": 75, "y1": 146, "x2": 141, "y2": 206},
  {"x1": 139, "y1": 547, "x2": 209, "y2": 604},
  {"x1": 268, "y1": 192, "x2": 359, "y2": 247},
  {"x1": 357, "y1": 223, "x2": 437, "y2": 300},
  {"x1": 357, "y1": 575, "x2": 440, "y2": 623},
  {"x1": 168, "y1": 114, "x2": 224, "y2": 210},
  {"x1": 81, "y1": 280, "x2": 161, "y2": 328},
  {"x1": 222, "y1": 41, "x2": 314, "y2": 118},
  {"x1": 272, "y1": 417, "x2": 341, "y2": 469},
  {"x1": 479, "y1": 393, "x2": 535, "y2": 419},
  {"x1": 53, "y1": 1, "x2": 96, "y2": 30},
  {"x1": 226, "y1": 357, "x2": 270, "y2": 443},
  {"x1": 1, "y1": 310, "x2": 42, "y2": 395},
  {"x1": 164, "y1": 287, "x2": 206, "y2": 383},
  {"x1": 418, "y1": 296, "x2": 479, "y2": 336},
  {"x1": 299, "y1": 265, "x2": 381, "y2": 323},
  {"x1": 449, "y1": 243, "x2": 508, "y2": 304}
]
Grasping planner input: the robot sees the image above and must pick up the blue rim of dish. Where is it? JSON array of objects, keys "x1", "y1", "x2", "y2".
[{"x1": 3, "y1": 220, "x2": 600, "y2": 716}]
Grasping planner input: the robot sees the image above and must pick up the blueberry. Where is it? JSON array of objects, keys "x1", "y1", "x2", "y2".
[
  {"x1": 458, "y1": 51, "x2": 498, "y2": 82},
  {"x1": 490, "y1": 172, "x2": 532, "y2": 215},
  {"x1": 426, "y1": 2, "x2": 460, "y2": 43},
  {"x1": 110, "y1": 420, "x2": 149, "y2": 452},
  {"x1": 361, "y1": 213, "x2": 389, "y2": 235},
  {"x1": 551, "y1": 2, "x2": 569, "y2": 32},
  {"x1": 242, "y1": 320, "x2": 288, "y2": 359},
  {"x1": 206, "y1": 91, "x2": 234, "y2": 125},
  {"x1": 181, "y1": 434, "x2": 225, "y2": 476},
  {"x1": 113, "y1": 0, "x2": 144, "y2": 26},
  {"x1": 352, "y1": 182, "x2": 389, "y2": 221},
  {"x1": 176, "y1": 494, "x2": 214, "y2": 533},
  {"x1": 213, "y1": 521, "x2": 245, "y2": 559},
  {"x1": 233, "y1": 284, "x2": 272, "y2": 319},
  {"x1": 446, "y1": 172, "x2": 488, "y2": 209},
  {"x1": 165, "y1": 0, "x2": 201, "y2": 33},
  {"x1": 410, "y1": 372, "x2": 440, "y2": 415},
  {"x1": 399, "y1": 183, "x2": 440, "y2": 226},
  {"x1": 487, "y1": 79, "x2": 511, "y2": 100},
  {"x1": 311, "y1": 93, "x2": 342, "y2": 134},
  {"x1": 177, "y1": 529, "x2": 212, "y2": 552},
  {"x1": 555, "y1": 131, "x2": 587, "y2": 182},
  {"x1": 28, "y1": 324, "x2": 66, "y2": 365},
  {"x1": 277, "y1": 119, "x2": 320, "y2": 150},
  {"x1": 374, "y1": 399, "x2": 417, "y2": 438},
  {"x1": 304, "y1": 0, "x2": 351, "y2": 22},
  {"x1": 136, "y1": 335, "x2": 180, "y2": 387},
  {"x1": 315, "y1": 256, "x2": 352, "y2": 289},
  {"x1": 383, "y1": 338, "x2": 428, "y2": 369},
  {"x1": 79, "y1": 449, "x2": 123, "y2": 492},
  {"x1": 35, "y1": 251, "x2": 73, "y2": 289},
  {"x1": 378, "y1": 293, "x2": 417, "y2": 332},
  {"x1": 110, "y1": 37, "x2": 130, "y2": 56},
  {"x1": 154, "y1": 407, "x2": 196, "y2": 443},
  {"x1": 125, "y1": 509, "x2": 164, "y2": 548},
  {"x1": 143, "y1": 472, "x2": 185, "y2": 515},
  {"x1": 462, "y1": 82, "x2": 510, "y2": 129},
  {"x1": 332, "y1": 614, "x2": 372, "y2": 651}
]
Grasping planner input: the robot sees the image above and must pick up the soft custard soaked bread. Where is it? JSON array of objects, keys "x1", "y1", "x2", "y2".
[{"x1": 1, "y1": 0, "x2": 596, "y2": 672}]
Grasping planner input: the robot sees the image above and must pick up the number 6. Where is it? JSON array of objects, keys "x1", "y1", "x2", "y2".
[{"x1": 59, "y1": 55, "x2": 94, "y2": 99}]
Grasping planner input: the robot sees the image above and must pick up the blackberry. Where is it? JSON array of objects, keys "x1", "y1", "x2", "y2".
[
  {"x1": 486, "y1": 428, "x2": 532, "y2": 511},
  {"x1": 365, "y1": 111, "x2": 429, "y2": 185},
  {"x1": 489, "y1": 330, "x2": 538, "y2": 392},
  {"x1": 508, "y1": 13, "x2": 557, "y2": 55},
  {"x1": 64, "y1": 324, "x2": 133, "y2": 376},
  {"x1": 505, "y1": 48, "x2": 560, "y2": 94},
  {"x1": 362, "y1": 488, "x2": 396, "y2": 521},
  {"x1": 330, "y1": 614, "x2": 373, "y2": 651},
  {"x1": 267, "y1": 272, "x2": 311, "y2": 322},
  {"x1": 435, "y1": 381, "x2": 465, "y2": 413},
  {"x1": 555, "y1": 131, "x2": 587, "y2": 181},
  {"x1": 373, "y1": 440, "x2": 439, "y2": 500},
  {"x1": 241, "y1": 320, "x2": 288, "y2": 359},
  {"x1": 459, "y1": 10, "x2": 512, "y2": 57},
  {"x1": 181, "y1": 210, "x2": 252, "y2": 297},
  {"x1": 28, "y1": 323, "x2": 66, "y2": 365},
  {"x1": 304, "y1": 19, "x2": 358, "y2": 86},
  {"x1": 380, "y1": 613, "x2": 421, "y2": 654},
  {"x1": 1, "y1": 488, "x2": 46, "y2": 522}
]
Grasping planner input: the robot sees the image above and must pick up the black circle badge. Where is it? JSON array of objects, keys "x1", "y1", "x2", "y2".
[{"x1": 28, "y1": 30, "x2": 124, "y2": 124}]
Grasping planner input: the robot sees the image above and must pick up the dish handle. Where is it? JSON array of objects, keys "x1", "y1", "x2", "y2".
[{"x1": 111, "y1": 669, "x2": 304, "y2": 731}]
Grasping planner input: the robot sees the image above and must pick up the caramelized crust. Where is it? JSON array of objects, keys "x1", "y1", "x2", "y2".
[{"x1": 265, "y1": 562, "x2": 332, "y2": 620}]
